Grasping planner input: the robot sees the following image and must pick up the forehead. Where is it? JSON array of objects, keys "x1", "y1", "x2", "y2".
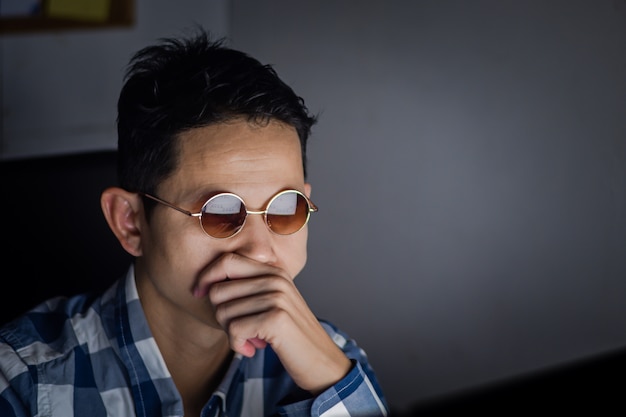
[{"x1": 166, "y1": 119, "x2": 304, "y2": 194}]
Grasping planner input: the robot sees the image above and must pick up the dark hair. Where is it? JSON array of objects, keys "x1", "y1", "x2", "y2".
[{"x1": 116, "y1": 27, "x2": 317, "y2": 201}]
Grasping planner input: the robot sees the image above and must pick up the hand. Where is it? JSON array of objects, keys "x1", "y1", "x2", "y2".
[{"x1": 193, "y1": 252, "x2": 352, "y2": 393}]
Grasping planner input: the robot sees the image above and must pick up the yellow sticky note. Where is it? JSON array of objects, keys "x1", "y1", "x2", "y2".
[{"x1": 47, "y1": 0, "x2": 111, "y2": 22}]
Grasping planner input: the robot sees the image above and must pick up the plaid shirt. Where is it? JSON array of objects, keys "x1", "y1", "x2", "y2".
[{"x1": 0, "y1": 266, "x2": 389, "y2": 416}]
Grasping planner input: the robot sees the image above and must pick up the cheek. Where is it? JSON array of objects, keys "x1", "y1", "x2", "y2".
[
  {"x1": 139, "y1": 224, "x2": 226, "y2": 326},
  {"x1": 281, "y1": 228, "x2": 309, "y2": 279},
  {"x1": 143, "y1": 213, "x2": 220, "y2": 291}
]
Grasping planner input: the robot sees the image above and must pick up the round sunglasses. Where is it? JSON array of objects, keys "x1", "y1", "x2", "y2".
[{"x1": 141, "y1": 189, "x2": 318, "y2": 239}]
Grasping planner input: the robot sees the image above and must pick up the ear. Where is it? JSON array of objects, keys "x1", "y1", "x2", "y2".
[{"x1": 100, "y1": 187, "x2": 144, "y2": 257}]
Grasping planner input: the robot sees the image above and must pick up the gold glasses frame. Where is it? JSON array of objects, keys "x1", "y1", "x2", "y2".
[{"x1": 141, "y1": 189, "x2": 318, "y2": 239}]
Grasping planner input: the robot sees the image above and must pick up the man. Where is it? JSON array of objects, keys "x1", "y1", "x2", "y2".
[{"x1": 0, "y1": 28, "x2": 389, "y2": 416}]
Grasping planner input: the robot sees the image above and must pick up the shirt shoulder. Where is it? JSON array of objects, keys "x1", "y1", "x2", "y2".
[
  {"x1": 0, "y1": 288, "x2": 122, "y2": 416},
  {"x1": 0, "y1": 290, "x2": 110, "y2": 356}
]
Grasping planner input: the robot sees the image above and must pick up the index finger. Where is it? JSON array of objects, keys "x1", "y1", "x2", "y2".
[{"x1": 192, "y1": 252, "x2": 288, "y2": 298}]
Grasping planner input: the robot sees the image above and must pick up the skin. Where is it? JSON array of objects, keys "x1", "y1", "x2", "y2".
[{"x1": 101, "y1": 118, "x2": 351, "y2": 416}]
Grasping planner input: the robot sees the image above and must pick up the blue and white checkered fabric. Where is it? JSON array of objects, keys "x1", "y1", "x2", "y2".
[{"x1": 0, "y1": 266, "x2": 389, "y2": 416}]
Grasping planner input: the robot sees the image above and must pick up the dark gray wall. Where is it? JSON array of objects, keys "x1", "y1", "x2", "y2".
[
  {"x1": 230, "y1": 0, "x2": 626, "y2": 411},
  {"x1": 2, "y1": 0, "x2": 625, "y2": 413}
]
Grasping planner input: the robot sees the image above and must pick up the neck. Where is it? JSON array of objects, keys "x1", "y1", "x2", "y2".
[
  {"x1": 134, "y1": 269, "x2": 234, "y2": 415},
  {"x1": 153, "y1": 316, "x2": 234, "y2": 415}
]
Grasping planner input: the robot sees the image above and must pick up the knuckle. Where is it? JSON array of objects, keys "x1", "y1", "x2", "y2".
[
  {"x1": 213, "y1": 304, "x2": 228, "y2": 325},
  {"x1": 207, "y1": 282, "x2": 222, "y2": 301},
  {"x1": 266, "y1": 306, "x2": 290, "y2": 324},
  {"x1": 268, "y1": 274, "x2": 291, "y2": 290},
  {"x1": 227, "y1": 317, "x2": 244, "y2": 336}
]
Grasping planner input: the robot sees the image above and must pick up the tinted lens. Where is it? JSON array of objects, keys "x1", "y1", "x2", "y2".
[
  {"x1": 266, "y1": 191, "x2": 310, "y2": 235},
  {"x1": 201, "y1": 194, "x2": 247, "y2": 238}
]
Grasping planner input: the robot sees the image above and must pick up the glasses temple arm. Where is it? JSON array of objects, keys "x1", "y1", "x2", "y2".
[{"x1": 140, "y1": 193, "x2": 200, "y2": 217}]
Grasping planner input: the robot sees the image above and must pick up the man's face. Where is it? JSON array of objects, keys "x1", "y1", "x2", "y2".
[{"x1": 134, "y1": 119, "x2": 311, "y2": 329}]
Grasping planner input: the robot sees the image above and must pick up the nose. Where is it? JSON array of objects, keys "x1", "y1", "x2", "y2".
[{"x1": 234, "y1": 213, "x2": 278, "y2": 264}]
